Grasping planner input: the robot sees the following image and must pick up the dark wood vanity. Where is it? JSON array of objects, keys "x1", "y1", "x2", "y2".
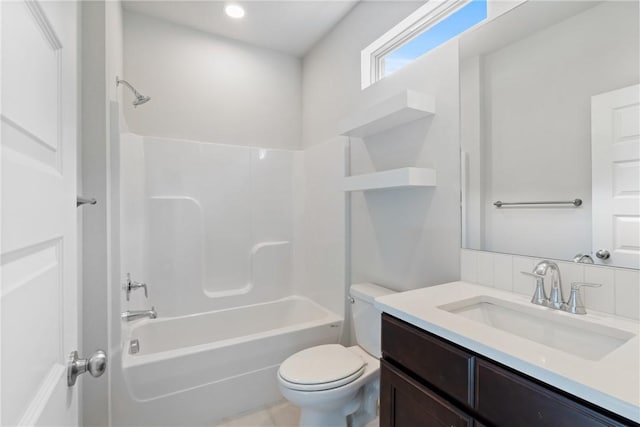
[{"x1": 380, "y1": 314, "x2": 638, "y2": 427}]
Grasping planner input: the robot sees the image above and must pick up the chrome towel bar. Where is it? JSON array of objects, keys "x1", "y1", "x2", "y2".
[
  {"x1": 493, "y1": 198, "x2": 582, "y2": 208},
  {"x1": 77, "y1": 196, "x2": 97, "y2": 207}
]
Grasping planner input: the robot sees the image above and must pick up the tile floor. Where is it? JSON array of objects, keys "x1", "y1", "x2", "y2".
[
  {"x1": 215, "y1": 401, "x2": 300, "y2": 427},
  {"x1": 214, "y1": 401, "x2": 379, "y2": 427}
]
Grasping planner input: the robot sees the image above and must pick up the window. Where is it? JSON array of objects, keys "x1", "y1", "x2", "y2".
[{"x1": 361, "y1": 0, "x2": 487, "y2": 88}]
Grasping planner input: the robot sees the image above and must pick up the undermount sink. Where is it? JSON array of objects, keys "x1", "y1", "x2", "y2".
[{"x1": 438, "y1": 296, "x2": 635, "y2": 361}]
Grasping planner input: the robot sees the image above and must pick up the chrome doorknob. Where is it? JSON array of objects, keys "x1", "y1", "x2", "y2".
[
  {"x1": 67, "y1": 350, "x2": 107, "y2": 386},
  {"x1": 595, "y1": 249, "x2": 610, "y2": 260}
]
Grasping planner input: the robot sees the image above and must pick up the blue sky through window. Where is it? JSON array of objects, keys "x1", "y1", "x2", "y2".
[{"x1": 383, "y1": 0, "x2": 487, "y2": 76}]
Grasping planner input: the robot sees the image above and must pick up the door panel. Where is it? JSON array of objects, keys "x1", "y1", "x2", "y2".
[
  {"x1": 592, "y1": 85, "x2": 640, "y2": 269},
  {"x1": 1, "y1": 1, "x2": 78, "y2": 425}
]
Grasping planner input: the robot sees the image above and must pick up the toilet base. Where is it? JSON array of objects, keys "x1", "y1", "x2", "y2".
[
  {"x1": 278, "y1": 346, "x2": 380, "y2": 427},
  {"x1": 298, "y1": 389, "x2": 362, "y2": 427},
  {"x1": 299, "y1": 408, "x2": 349, "y2": 427}
]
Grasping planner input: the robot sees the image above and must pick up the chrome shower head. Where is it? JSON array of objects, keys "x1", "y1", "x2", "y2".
[
  {"x1": 116, "y1": 76, "x2": 151, "y2": 108},
  {"x1": 133, "y1": 94, "x2": 151, "y2": 107}
]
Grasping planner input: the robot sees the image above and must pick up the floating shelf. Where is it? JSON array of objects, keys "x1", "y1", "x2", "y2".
[
  {"x1": 344, "y1": 167, "x2": 436, "y2": 192},
  {"x1": 338, "y1": 90, "x2": 436, "y2": 138}
]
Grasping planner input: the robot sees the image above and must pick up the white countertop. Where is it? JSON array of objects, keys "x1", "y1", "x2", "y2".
[{"x1": 374, "y1": 281, "x2": 640, "y2": 423}]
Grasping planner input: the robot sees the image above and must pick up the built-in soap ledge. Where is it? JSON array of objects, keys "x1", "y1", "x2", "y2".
[
  {"x1": 344, "y1": 167, "x2": 436, "y2": 192},
  {"x1": 338, "y1": 90, "x2": 435, "y2": 138}
]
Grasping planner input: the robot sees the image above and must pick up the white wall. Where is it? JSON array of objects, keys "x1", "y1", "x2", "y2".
[
  {"x1": 80, "y1": 1, "x2": 124, "y2": 425},
  {"x1": 461, "y1": 1, "x2": 639, "y2": 260},
  {"x1": 303, "y1": 1, "x2": 462, "y2": 296},
  {"x1": 302, "y1": 1, "x2": 424, "y2": 149},
  {"x1": 292, "y1": 138, "x2": 346, "y2": 318},
  {"x1": 123, "y1": 11, "x2": 302, "y2": 150}
]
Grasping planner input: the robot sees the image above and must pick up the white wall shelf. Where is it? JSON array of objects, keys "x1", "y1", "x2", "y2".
[
  {"x1": 338, "y1": 90, "x2": 436, "y2": 138},
  {"x1": 344, "y1": 167, "x2": 436, "y2": 192}
]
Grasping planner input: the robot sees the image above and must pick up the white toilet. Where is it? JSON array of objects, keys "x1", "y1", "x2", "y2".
[{"x1": 277, "y1": 283, "x2": 395, "y2": 427}]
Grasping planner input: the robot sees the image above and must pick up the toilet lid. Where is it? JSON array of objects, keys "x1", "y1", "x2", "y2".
[{"x1": 279, "y1": 344, "x2": 366, "y2": 388}]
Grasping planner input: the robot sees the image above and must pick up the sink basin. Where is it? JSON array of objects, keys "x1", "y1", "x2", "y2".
[{"x1": 438, "y1": 296, "x2": 635, "y2": 361}]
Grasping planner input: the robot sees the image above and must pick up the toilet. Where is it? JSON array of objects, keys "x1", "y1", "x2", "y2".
[{"x1": 277, "y1": 283, "x2": 395, "y2": 427}]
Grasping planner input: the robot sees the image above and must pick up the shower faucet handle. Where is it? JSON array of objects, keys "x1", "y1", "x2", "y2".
[{"x1": 124, "y1": 273, "x2": 148, "y2": 301}]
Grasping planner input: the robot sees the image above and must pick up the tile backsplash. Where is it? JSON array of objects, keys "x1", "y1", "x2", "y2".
[{"x1": 460, "y1": 249, "x2": 640, "y2": 320}]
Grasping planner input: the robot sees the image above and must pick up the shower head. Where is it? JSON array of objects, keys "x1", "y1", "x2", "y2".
[
  {"x1": 116, "y1": 76, "x2": 151, "y2": 108},
  {"x1": 133, "y1": 94, "x2": 151, "y2": 107}
]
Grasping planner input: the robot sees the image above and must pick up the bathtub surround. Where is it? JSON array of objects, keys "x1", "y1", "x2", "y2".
[
  {"x1": 120, "y1": 134, "x2": 346, "y2": 318},
  {"x1": 121, "y1": 135, "x2": 297, "y2": 316},
  {"x1": 123, "y1": 10, "x2": 302, "y2": 150},
  {"x1": 461, "y1": 248, "x2": 640, "y2": 321}
]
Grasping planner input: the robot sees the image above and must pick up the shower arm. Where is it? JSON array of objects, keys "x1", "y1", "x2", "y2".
[{"x1": 116, "y1": 77, "x2": 143, "y2": 98}]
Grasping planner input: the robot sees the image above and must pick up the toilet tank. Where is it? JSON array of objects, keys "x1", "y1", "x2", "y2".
[{"x1": 350, "y1": 283, "x2": 396, "y2": 358}]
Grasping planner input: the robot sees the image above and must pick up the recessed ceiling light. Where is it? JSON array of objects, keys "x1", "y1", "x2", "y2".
[{"x1": 225, "y1": 3, "x2": 245, "y2": 19}]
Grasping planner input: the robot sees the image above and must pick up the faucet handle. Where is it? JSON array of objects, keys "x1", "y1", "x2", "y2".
[
  {"x1": 565, "y1": 282, "x2": 601, "y2": 315},
  {"x1": 521, "y1": 271, "x2": 548, "y2": 306},
  {"x1": 124, "y1": 273, "x2": 148, "y2": 301},
  {"x1": 570, "y1": 282, "x2": 602, "y2": 290},
  {"x1": 521, "y1": 271, "x2": 542, "y2": 279},
  {"x1": 134, "y1": 282, "x2": 148, "y2": 298}
]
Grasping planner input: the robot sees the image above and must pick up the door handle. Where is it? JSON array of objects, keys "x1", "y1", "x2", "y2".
[
  {"x1": 595, "y1": 249, "x2": 611, "y2": 260},
  {"x1": 67, "y1": 350, "x2": 107, "y2": 386}
]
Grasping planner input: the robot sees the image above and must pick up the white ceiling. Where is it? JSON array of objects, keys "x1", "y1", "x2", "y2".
[{"x1": 122, "y1": 0, "x2": 360, "y2": 57}]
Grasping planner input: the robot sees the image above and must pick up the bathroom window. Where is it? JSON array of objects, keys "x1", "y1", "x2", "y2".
[{"x1": 361, "y1": 0, "x2": 487, "y2": 88}]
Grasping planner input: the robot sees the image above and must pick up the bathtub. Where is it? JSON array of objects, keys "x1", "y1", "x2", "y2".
[{"x1": 116, "y1": 296, "x2": 342, "y2": 426}]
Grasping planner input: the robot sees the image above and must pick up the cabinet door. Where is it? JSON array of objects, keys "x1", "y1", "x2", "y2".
[
  {"x1": 381, "y1": 360, "x2": 473, "y2": 427},
  {"x1": 476, "y1": 360, "x2": 632, "y2": 427},
  {"x1": 382, "y1": 314, "x2": 475, "y2": 407}
]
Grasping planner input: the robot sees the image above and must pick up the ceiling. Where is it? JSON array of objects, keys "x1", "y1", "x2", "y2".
[{"x1": 122, "y1": 0, "x2": 360, "y2": 57}]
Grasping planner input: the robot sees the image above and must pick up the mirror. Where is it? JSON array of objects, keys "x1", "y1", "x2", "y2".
[{"x1": 459, "y1": 1, "x2": 639, "y2": 269}]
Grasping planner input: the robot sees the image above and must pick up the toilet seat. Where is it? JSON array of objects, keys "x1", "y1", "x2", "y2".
[
  {"x1": 279, "y1": 364, "x2": 366, "y2": 391},
  {"x1": 278, "y1": 344, "x2": 366, "y2": 392}
]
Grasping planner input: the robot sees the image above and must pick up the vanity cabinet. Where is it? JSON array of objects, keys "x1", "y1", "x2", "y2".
[
  {"x1": 380, "y1": 314, "x2": 636, "y2": 427},
  {"x1": 381, "y1": 360, "x2": 473, "y2": 427}
]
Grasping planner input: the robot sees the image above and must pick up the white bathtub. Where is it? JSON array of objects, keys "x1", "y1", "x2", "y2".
[{"x1": 116, "y1": 296, "x2": 342, "y2": 426}]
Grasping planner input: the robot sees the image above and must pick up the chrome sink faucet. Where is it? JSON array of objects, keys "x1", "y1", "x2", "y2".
[
  {"x1": 521, "y1": 261, "x2": 601, "y2": 315},
  {"x1": 533, "y1": 260, "x2": 565, "y2": 309},
  {"x1": 121, "y1": 307, "x2": 157, "y2": 322}
]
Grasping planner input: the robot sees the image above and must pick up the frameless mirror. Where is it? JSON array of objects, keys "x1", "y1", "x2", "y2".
[{"x1": 459, "y1": 0, "x2": 639, "y2": 269}]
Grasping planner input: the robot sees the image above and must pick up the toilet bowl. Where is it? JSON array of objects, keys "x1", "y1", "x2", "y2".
[{"x1": 277, "y1": 283, "x2": 395, "y2": 427}]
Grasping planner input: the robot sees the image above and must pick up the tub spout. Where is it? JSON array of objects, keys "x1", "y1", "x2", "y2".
[{"x1": 122, "y1": 307, "x2": 157, "y2": 322}]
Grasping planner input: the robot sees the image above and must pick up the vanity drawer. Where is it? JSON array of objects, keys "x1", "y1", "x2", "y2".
[
  {"x1": 381, "y1": 314, "x2": 475, "y2": 407},
  {"x1": 380, "y1": 359, "x2": 473, "y2": 427},
  {"x1": 475, "y1": 360, "x2": 631, "y2": 427}
]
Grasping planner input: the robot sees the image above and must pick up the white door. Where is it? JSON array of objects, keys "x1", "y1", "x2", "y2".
[
  {"x1": 1, "y1": 0, "x2": 80, "y2": 425},
  {"x1": 592, "y1": 84, "x2": 640, "y2": 269}
]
